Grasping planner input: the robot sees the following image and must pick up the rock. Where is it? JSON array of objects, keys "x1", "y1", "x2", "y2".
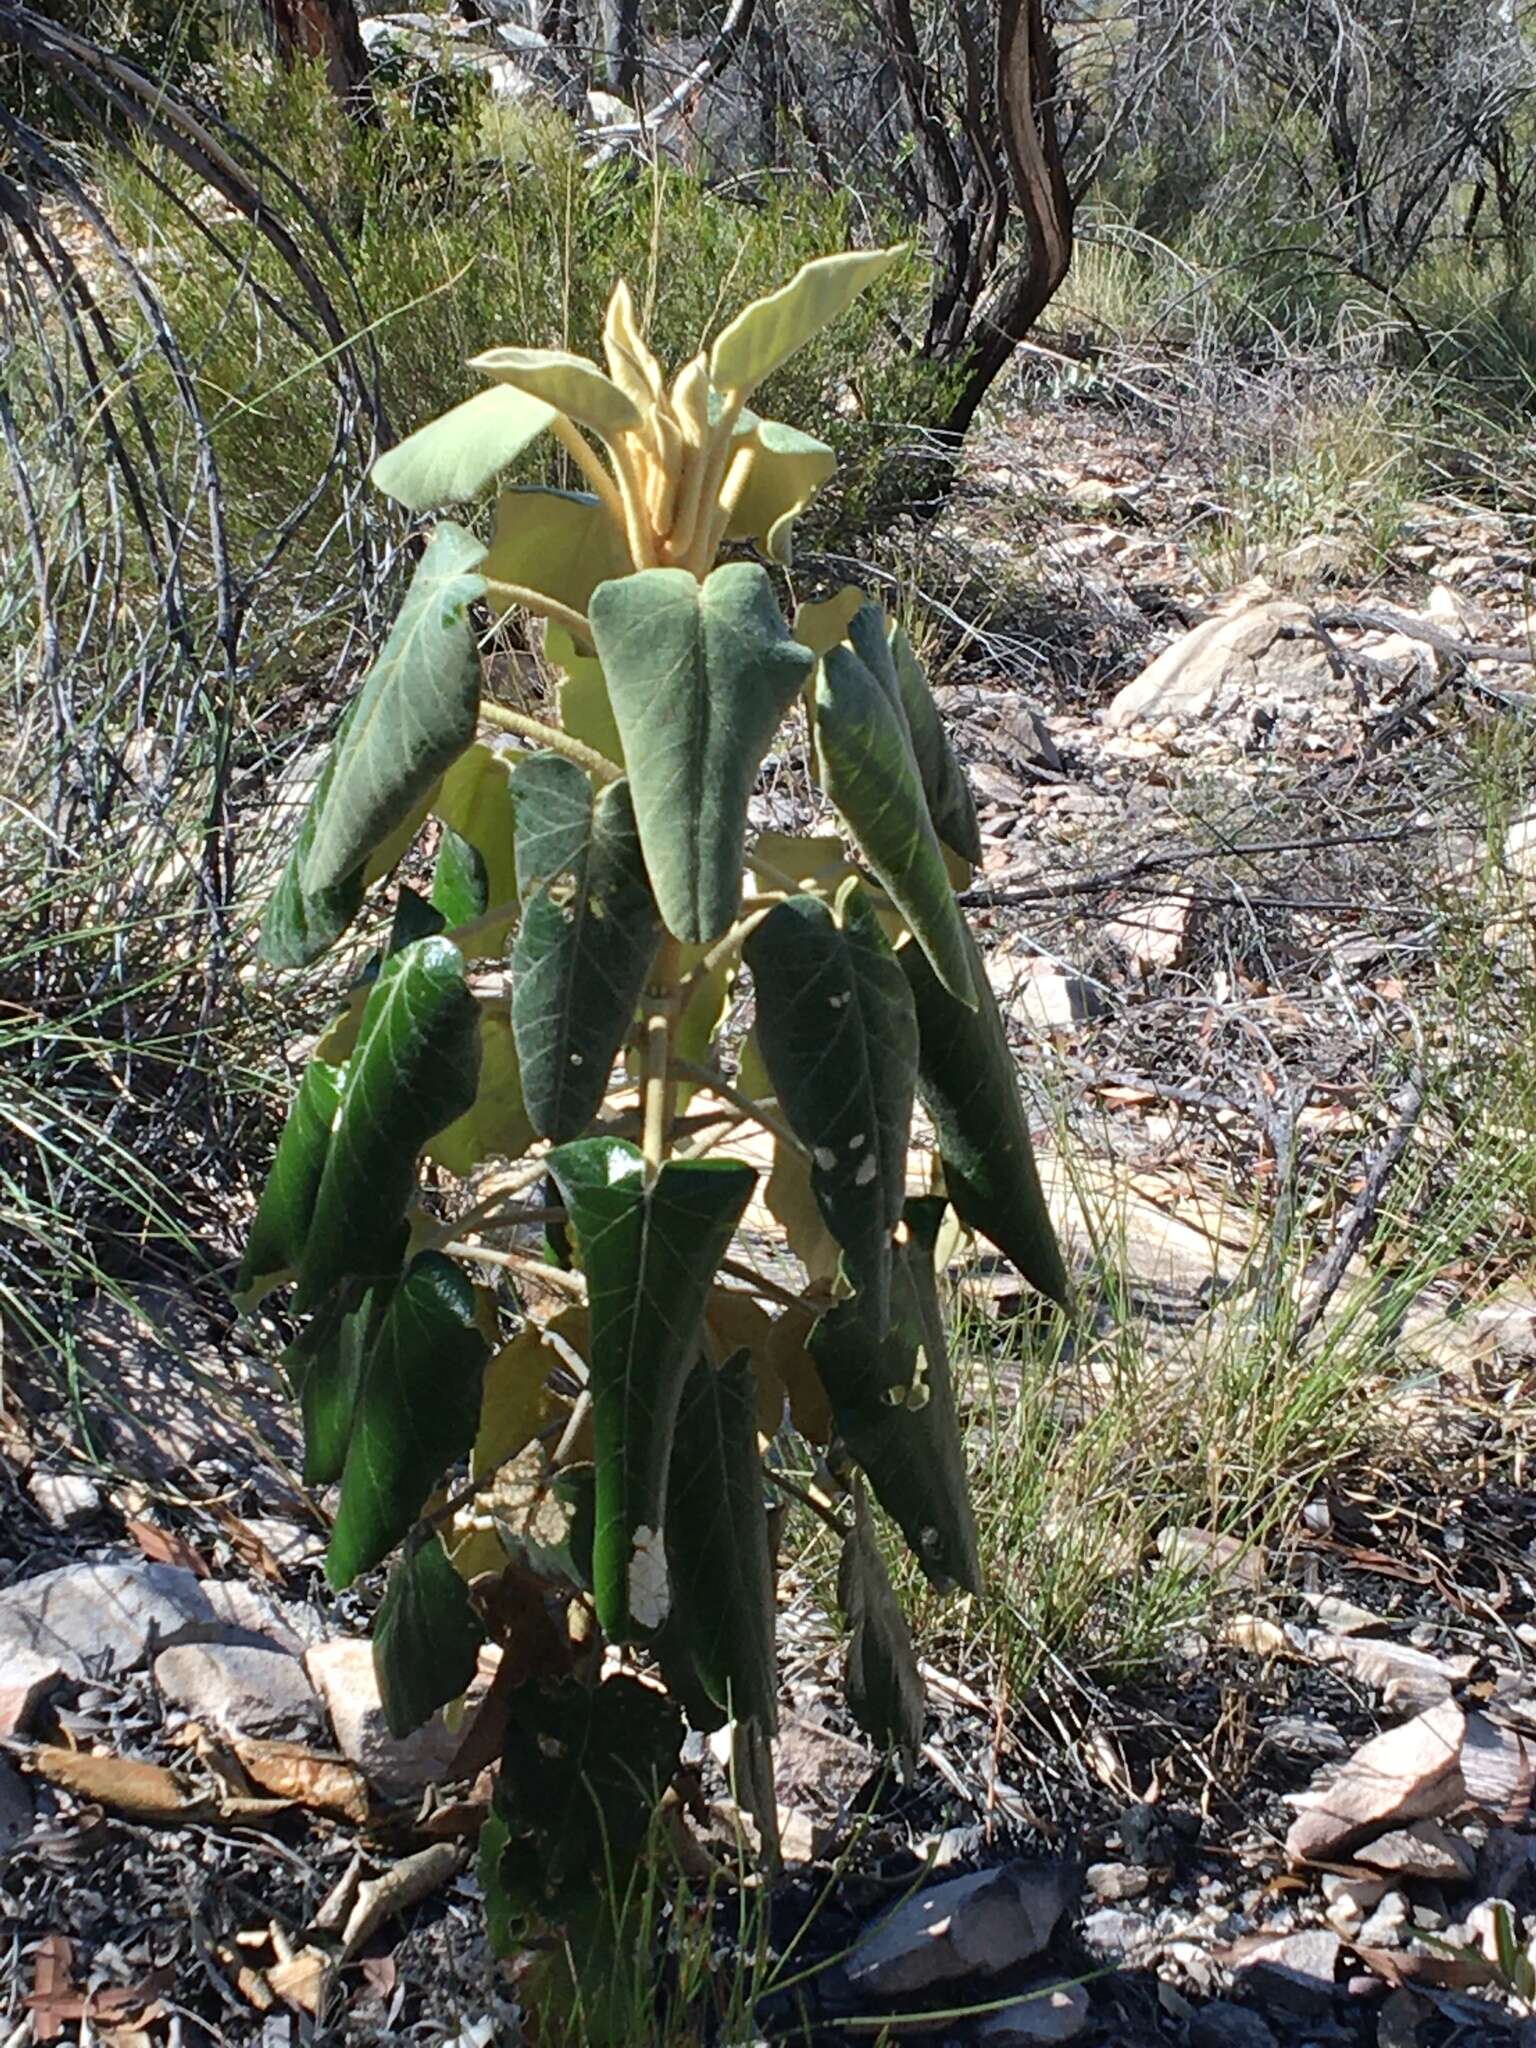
[
  {"x1": 1188, "y1": 2001, "x2": 1278, "y2": 2048},
  {"x1": 27, "y1": 1471, "x2": 102, "y2": 1527},
  {"x1": 1304, "y1": 1630, "x2": 1476, "y2": 1709},
  {"x1": 1356, "y1": 1819, "x2": 1477, "y2": 1884},
  {"x1": 1376, "y1": 1988, "x2": 1433, "y2": 2048},
  {"x1": 1461, "y1": 1712, "x2": 1536, "y2": 1821},
  {"x1": 238, "y1": 1518, "x2": 327, "y2": 1569},
  {"x1": 1231, "y1": 1929, "x2": 1341, "y2": 2016},
  {"x1": 0, "y1": 1646, "x2": 66, "y2": 1738},
  {"x1": 773, "y1": 1712, "x2": 876, "y2": 1817},
  {"x1": 1106, "y1": 896, "x2": 1191, "y2": 976},
  {"x1": 200, "y1": 1579, "x2": 320, "y2": 1655},
  {"x1": 304, "y1": 1639, "x2": 462, "y2": 1800},
  {"x1": 154, "y1": 1643, "x2": 323, "y2": 1740},
  {"x1": 1085, "y1": 1861, "x2": 1148, "y2": 1901},
  {"x1": 842, "y1": 1860, "x2": 1071, "y2": 1998},
  {"x1": 1080, "y1": 1906, "x2": 1152, "y2": 1957},
  {"x1": 974, "y1": 1980, "x2": 1090, "y2": 2043},
  {"x1": 1264, "y1": 532, "x2": 1358, "y2": 587},
  {"x1": 1285, "y1": 1701, "x2": 1465, "y2": 1864},
  {"x1": 1104, "y1": 595, "x2": 1331, "y2": 735},
  {"x1": 986, "y1": 947, "x2": 1105, "y2": 1033},
  {"x1": 1311, "y1": 1594, "x2": 1383, "y2": 1634},
  {"x1": 1262, "y1": 1714, "x2": 1348, "y2": 1761},
  {"x1": 1322, "y1": 1870, "x2": 1388, "y2": 1936},
  {"x1": 0, "y1": 1561, "x2": 294, "y2": 1677},
  {"x1": 1356, "y1": 1889, "x2": 1410, "y2": 1947},
  {"x1": 0, "y1": 1755, "x2": 34, "y2": 1857}
]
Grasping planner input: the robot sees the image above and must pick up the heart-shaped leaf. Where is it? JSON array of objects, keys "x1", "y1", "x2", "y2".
[
  {"x1": 425, "y1": 1001, "x2": 535, "y2": 1177},
  {"x1": 469, "y1": 346, "x2": 641, "y2": 441},
  {"x1": 327, "y1": 1250, "x2": 489, "y2": 1588},
  {"x1": 810, "y1": 1198, "x2": 980, "y2": 1593},
  {"x1": 724, "y1": 412, "x2": 836, "y2": 565},
  {"x1": 663, "y1": 1353, "x2": 778, "y2": 1731},
  {"x1": 296, "y1": 935, "x2": 481, "y2": 1309},
  {"x1": 237, "y1": 1058, "x2": 344, "y2": 1304},
  {"x1": 589, "y1": 563, "x2": 812, "y2": 943},
  {"x1": 813, "y1": 643, "x2": 974, "y2": 1005},
  {"x1": 745, "y1": 888, "x2": 917, "y2": 1334},
  {"x1": 710, "y1": 246, "x2": 906, "y2": 396},
  {"x1": 303, "y1": 523, "x2": 487, "y2": 899},
  {"x1": 509, "y1": 755, "x2": 661, "y2": 1140},
  {"x1": 900, "y1": 929, "x2": 1070, "y2": 1307},
  {"x1": 374, "y1": 1530, "x2": 486, "y2": 1736},
  {"x1": 484, "y1": 487, "x2": 628, "y2": 619},
  {"x1": 888, "y1": 621, "x2": 982, "y2": 865},
  {"x1": 372, "y1": 385, "x2": 556, "y2": 509},
  {"x1": 839, "y1": 1478, "x2": 924, "y2": 1760},
  {"x1": 543, "y1": 1137, "x2": 755, "y2": 1641}
]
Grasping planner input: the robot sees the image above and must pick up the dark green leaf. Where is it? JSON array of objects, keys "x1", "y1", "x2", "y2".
[
  {"x1": 287, "y1": 1288, "x2": 378, "y2": 1487},
  {"x1": 588, "y1": 564, "x2": 812, "y2": 943},
  {"x1": 663, "y1": 1354, "x2": 778, "y2": 1731},
  {"x1": 543, "y1": 1137, "x2": 756, "y2": 1641},
  {"x1": 296, "y1": 936, "x2": 480, "y2": 1309},
  {"x1": 888, "y1": 621, "x2": 982, "y2": 866},
  {"x1": 813, "y1": 645, "x2": 973, "y2": 1005},
  {"x1": 327, "y1": 1250, "x2": 489, "y2": 1588},
  {"x1": 745, "y1": 888, "x2": 917, "y2": 1334},
  {"x1": 509, "y1": 756, "x2": 661, "y2": 1140},
  {"x1": 900, "y1": 928, "x2": 1070, "y2": 1307},
  {"x1": 236, "y1": 1059, "x2": 344, "y2": 1303},
  {"x1": 494, "y1": 1672, "x2": 682, "y2": 1903},
  {"x1": 431, "y1": 826, "x2": 488, "y2": 928},
  {"x1": 389, "y1": 885, "x2": 446, "y2": 952},
  {"x1": 303, "y1": 523, "x2": 487, "y2": 898},
  {"x1": 477, "y1": 1808, "x2": 519, "y2": 1957},
  {"x1": 374, "y1": 1531, "x2": 486, "y2": 1736},
  {"x1": 839, "y1": 1479, "x2": 924, "y2": 1760},
  {"x1": 810, "y1": 1198, "x2": 980, "y2": 1593}
]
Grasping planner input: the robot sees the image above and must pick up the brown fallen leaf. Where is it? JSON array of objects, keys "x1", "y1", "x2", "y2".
[
  {"x1": 268, "y1": 1948, "x2": 330, "y2": 2016},
  {"x1": 27, "y1": 1745, "x2": 203, "y2": 1823},
  {"x1": 1352, "y1": 1945, "x2": 1495, "y2": 1993},
  {"x1": 234, "y1": 1965, "x2": 276, "y2": 2013},
  {"x1": 231, "y1": 1736, "x2": 371, "y2": 1824},
  {"x1": 359, "y1": 1955, "x2": 398, "y2": 2001},
  {"x1": 206, "y1": 1503, "x2": 292, "y2": 1584},
  {"x1": 28, "y1": 1933, "x2": 75, "y2": 2044},
  {"x1": 340, "y1": 1842, "x2": 466, "y2": 1960},
  {"x1": 124, "y1": 1517, "x2": 210, "y2": 1578}
]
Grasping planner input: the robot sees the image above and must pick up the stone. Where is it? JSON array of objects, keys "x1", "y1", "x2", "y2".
[
  {"x1": 1085, "y1": 1861, "x2": 1148, "y2": 1901},
  {"x1": 1460, "y1": 1712, "x2": 1536, "y2": 1822},
  {"x1": 238, "y1": 1518, "x2": 327, "y2": 1569},
  {"x1": 1104, "y1": 595, "x2": 1331, "y2": 735},
  {"x1": 842, "y1": 1860, "x2": 1071, "y2": 1998},
  {"x1": 200, "y1": 1579, "x2": 320, "y2": 1655},
  {"x1": 773, "y1": 1712, "x2": 876, "y2": 1817},
  {"x1": 0, "y1": 1561, "x2": 287, "y2": 1677},
  {"x1": 1156, "y1": 1526, "x2": 1264, "y2": 1589},
  {"x1": 1356, "y1": 1819, "x2": 1477, "y2": 1884},
  {"x1": 1285, "y1": 1701, "x2": 1465, "y2": 1864},
  {"x1": 1106, "y1": 896, "x2": 1191, "y2": 976},
  {"x1": 154, "y1": 1643, "x2": 323, "y2": 1741},
  {"x1": 27, "y1": 1471, "x2": 102, "y2": 1527},
  {"x1": 304, "y1": 1639, "x2": 462, "y2": 1800},
  {"x1": 1264, "y1": 532, "x2": 1358, "y2": 587},
  {"x1": 1080, "y1": 1907, "x2": 1152, "y2": 1957},
  {"x1": 0, "y1": 1645, "x2": 66, "y2": 1738},
  {"x1": 0, "y1": 1756, "x2": 34, "y2": 1857},
  {"x1": 974, "y1": 1980, "x2": 1090, "y2": 2043},
  {"x1": 1231, "y1": 1928, "x2": 1340, "y2": 2015},
  {"x1": 1305, "y1": 1630, "x2": 1476, "y2": 1709},
  {"x1": 1188, "y1": 2002, "x2": 1278, "y2": 2048},
  {"x1": 985, "y1": 948, "x2": 1105, "y2": 1033},
  {"x1": 1356, "y1": 1889, "x2": 1410, "y2": 1947}
]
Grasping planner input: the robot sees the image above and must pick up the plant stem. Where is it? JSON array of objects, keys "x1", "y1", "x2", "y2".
[
  {"x1": 641, "y1": 934, "x2": 683, "y2": 1182},
  {"x1": 482, "y1": 576, "x2": 593, "y2": 645},
  {"x1": 443, "y1": 1241, "x2": 587, "y2": 1296},
  {"x1": 478, "y1": 702, "x2": 622, "y2": 783},
  {"x1": 672, "y1": 898, "x2": 784, "y2": 1010},
  {"x1": 717, "y1": 1256, "x2": 808, "y2": 1312},
  {"x1": 669, "y1": 1056, "x2": 808, "y2": 1158},
  {"x1": 548, "y1": 412, "x2": 629, "y2": 542},
  {"x1": 763, "y1": 1467, "x2": 849, "y2": 1539}
]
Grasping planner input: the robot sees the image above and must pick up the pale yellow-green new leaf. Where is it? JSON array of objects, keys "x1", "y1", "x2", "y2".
[
  {"x1": 470, "y1": 346, "x2": 641, "y2": 441},
  {"x1": 748, "y1": 829, "x2": 857, "y2": 897},
  {"x1": 603, "y1": 280, "x2": 664, "y2": 409},
  {"x1": 794, "y1": 586, "x2": 865, "y2": 658},
  {"x1": 710, "y1": 246, "x2": 906, "y2": 397},
  {"x1": 546, "y1": 624, "x2": 625, "y2": 767},
  {"x1": 472, "y1": 1323, "x2": 562, "y2": 1481},
  {"x1": 484, "y1": 487, "x2": 628, "y2": 621},
  {"x1": 724, "y1": 414, "x2": 836, "y2": 566},
  {"x1": 425, "y1": 1003, "x2": 535, "y2": 1177},
  {"x1": 434, "y1": 743, "x2": 518, "y2": 927},
  {"x1": 372, "y1": 386, "x2": 555, "y2": 509}
]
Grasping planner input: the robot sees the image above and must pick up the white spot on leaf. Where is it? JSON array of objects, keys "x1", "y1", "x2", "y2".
[
  {"x1": 853, "y1": 1153, "x2": 878, "y2": 1186},
  {"x1": 628, "y1": 1524, "x2": 670, "y2": 1629},
  {"x1": 813, "y1": 1146, "x2": 837, "y2": 1172}
]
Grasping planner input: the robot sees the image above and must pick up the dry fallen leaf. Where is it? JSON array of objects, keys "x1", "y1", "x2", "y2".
[
  {"x1": 230, "y1": 1736, "x2": 371, "y2": 1824},
  {"x1": 340, "y1": 1842, "x2": 466, "y2": 1960},
  {"x1": 124, "y1": 1517, "x2": 210, "y2": 1577},
  {"x1": 28, "y1": 1932, "x2": 75, "y2": 2045},
  {"x1": 268, "y1": 1948, "x2": 330, "y2": 2016},
  {"x1": 27, "y1": 1745, "x2": 201, "y2": 1823}
]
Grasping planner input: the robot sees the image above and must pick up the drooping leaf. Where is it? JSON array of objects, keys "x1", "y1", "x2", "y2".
[
  {"x1": 478, "y1": 1808, "x2": 519, "y2": 1957},
  {"x1": 710, "y1": 246, "x2": 906, "y2": 396},
  {"x1": 472, "y1": 1321, "x2": 562, "y2": 1480},
  {"x1": 237, "y1": 1059, "x2": 344, "y2": 1304},
  {"x1": 809, "y1": 1198, "x2": 980, "y2": 1593},
  {"x1": 286, "y1": 1287, "x2": 378, "y2": 1488},
  {"x1": 509, "y1": 756, "x2": 661, "y2": 1140},
  {"x1": 493, "y1": 1672, "x2": 682, "y2": 1908},
  {"x1": 745, "y1": 888, "x2": 917, "y2": 1334},
  {"x1": 431, "y1": 826, "x2": 487, "y2": 929},
  {"x1": 296, "y1": 936, "x2": 480, "y2": 1309},
  {"x1": 435, "y1": 741, "x2": 519, "y2": 917},
  {"x1": 888, "y1": 621, "x2": 982, "y2": 866},
  {"x1": 425, "y1": 1001, "x2": 535, "y2": 1177},
  {"x1": 469, "y1": 347, "x2": 641, "y2": 441},
  {"x1": 724, "y1": 412, "x2": 836, "y2": 565},
  {"x1": 374, "y1": 1531, "x2": 486, "y2": 1736},
  {"x1": 839, "y1": 1478, "x2": 924, "y2": 1760},
  {"x1": 543, "y1": 1137, "x2": 756, "y2": 1641},
  {"x1": 588, "y1": 564, "x2": 812, "y2": 944},
  {"x1": 371, "y1": 385, "x2": 556, "y2": 509},
  {"x1": 663, "y1": 1354, "x2": 778, "y2": 1731},
  {"x1": 738, "y1": 1029, "x2": 843, "y2": 1287},
  {"x1": 794, "y1": 584, "x2": 865, "y2": 657},
  {"x1": 327, "y1": 1250, "x2": 489, "y2": 1588},
  {"x1": 547, "y1": 624, "x2": 625, "y2": 765},
  {"x1": 813, "y1": 643, "x2": 974, "y2": 1005},
  {"x1": 899, "y1": 928, "x2": 1070, "y2": 1307},
  {"x1": 484, "y1": 487, "x2": 628, "y2": 621},
  {"x1": 303, "y1": 524, "x2": 487, "y2": 899}
]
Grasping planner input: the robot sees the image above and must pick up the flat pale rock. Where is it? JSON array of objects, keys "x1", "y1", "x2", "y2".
[
  {"x1": 155, "y1": 1643, "x2": 323, "y2": 1740},
  {"x1": 27, "y1": 1472, "x2": 102, "y2": 1527},
  {"x1": 1356, "y1": 1818, "x2": 1476, "y2": 1884},
  {"x1": 1231, "y1": 1929, "x2": 1340, "y2": 2015},
  {"x1": 200, "y1": 1579, "x2": 321, "y2": 1655},
  {"x1": 1286, "y1": 1701, "x2": 1465, "y2": 1864},
  {"x1": 975, "y1": 1980, "x2": 1090, "y2": 2043},
  {"x1": 844, "y1": 1860, "x2": 1070, "y2": 1998},
  {"x1": 0, "y1": 1562, "x2": 236, "y2": 1676},
  {"x1": 304, "y1": 1639, "x2": 461, "y2": 1800},
  {"x1": 0, "y1": 1645, "x2": 66, "y2": 1738},
  {"x1": 1460, "y1": 1712, "x2": 1536, "y2": 1823},
  {"x1": 1105, "y1": 596, "x2": 1329, "y2": 735}
]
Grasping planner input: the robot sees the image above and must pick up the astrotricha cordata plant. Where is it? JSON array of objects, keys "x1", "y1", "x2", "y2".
[{"x1": 239, "y1": 246, "x2": 1069, "y2": 1962}]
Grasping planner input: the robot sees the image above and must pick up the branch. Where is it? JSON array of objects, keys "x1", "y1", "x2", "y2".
[{"x1": 582, "y1": 0, "x2": 759, "y2": 150}]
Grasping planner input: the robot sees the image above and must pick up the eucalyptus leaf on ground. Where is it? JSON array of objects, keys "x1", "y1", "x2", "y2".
[
  {"x1": 543, "y1": 1137, "x2": 756, "y2": 1641},
  {"x1": 296, "y1": 936, "x2": 480, "y2": 1309},
  {"x1": 746, "y1": 888, "x2": 917, "y2": 1334},
  {"x1": 589, "y1": 563, "x2": 812, "y2": 943},
  {"x1": 374, "y1": 1532, "x2": 486, "y2": 1736},
  {"x1": 510, "y1": 755, "x2": 660, "y2": 1140}
]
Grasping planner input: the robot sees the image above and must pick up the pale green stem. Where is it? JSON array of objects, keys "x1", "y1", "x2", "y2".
[
  {"x1": 443, "y1": 899, "x2": 519, "y2": 958},
  {"x1": 669, "y1": 1055, "x2": 808, "y2": 1158},
  {"x1": 478, "y1": 701, "x2": 623, "y2": 783},
  {"x1": 672, "y1": 897, "x2": 785, "y2": 1011},
  {"x1": 548, "y1": 411, "x2": 630, "y2": 548},
  {"x1": 483, "y1": 575, "x2": 592, "y2": 646},
  {"x1": 640, "y1": 934, "x2": 683, "y2": 1182}
]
